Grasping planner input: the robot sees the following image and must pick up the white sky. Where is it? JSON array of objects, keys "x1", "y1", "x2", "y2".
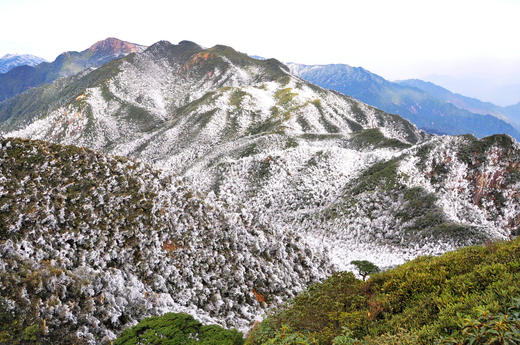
[{"x1": 1, "y1": 0, "x2": 520, "y2": 83}]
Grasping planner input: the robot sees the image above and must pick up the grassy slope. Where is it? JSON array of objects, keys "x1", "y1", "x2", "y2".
[{"x1": 246, "y1": 238, "x2": 520, "y2": 345}]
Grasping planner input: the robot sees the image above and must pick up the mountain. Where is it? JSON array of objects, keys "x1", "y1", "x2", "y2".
[
  {"x1": 503, "y1": 102, "x2": 520, "y2": 126},
  {"x1": 398, "y1": 78, "x2": 520, "y2": 129},
  {"x1": 1, "y1": 40, "x2": 519, "y2": 343},
  {"x1": 0, "y1": 53, "x2": 46, "y2": 73},
  {"x1": 426, "y1": 73, "x2": 520, "y2": 108},
  {"x1": 0, "y1": 137, "x2": 330, "y2": 344},
  {"x1": 3, "y1": 39, "x2": 519, "y2": 260},
  {"x1": 0, "y1": 37, "x2": 145, "y2": 102},
  {"x1": 397, "y1": 78, "x2": 506, "y2": 118},
  {"x1": 288, "y1": 63, "x2": 520, "y2": 140}
]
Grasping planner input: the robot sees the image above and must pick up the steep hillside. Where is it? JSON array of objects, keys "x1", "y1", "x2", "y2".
[
  {"x1": 0, "y1": 54, "x2": 46, "y2": 74},
  {"x1": 246, "y1": 237, "x2": 520, "y2": 345},
  {"x1": 0, "y1": 137, "x2": 330, "y2": 344},
  {"x1": 288, "y1": 63, "x2": 520, "y2": 140},
  {"x1": 0, "y1": 38, "x2": 145, "y2": 102},
  {"x1": 2, "y1": 40, "x2": 519, "y2": 269}
]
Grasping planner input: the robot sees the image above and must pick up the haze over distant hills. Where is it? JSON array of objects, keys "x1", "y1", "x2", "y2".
[
  {"x1": 426, "y1": 72, "x2": 520, "y2": 107},
  {"x1": 288, "y1": 63, "x2": 520, "y2": 140},
  {"x1": 0, "y1": 53, "x2": 47, "y2": 73},
  {"x1": 398, "y1": 79, "x2": 520, "y2": 129}
]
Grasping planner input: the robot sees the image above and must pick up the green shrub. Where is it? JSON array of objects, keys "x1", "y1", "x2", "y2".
[
  {"x1": 246, "y1": 239, "x2": 520, "y2": 345},
  {"x1": 439, "y1": 299, "x2": 520, "y2": 345},
  {"x1": 115, "y1": 312, "x2": 244, "y2": 345}
]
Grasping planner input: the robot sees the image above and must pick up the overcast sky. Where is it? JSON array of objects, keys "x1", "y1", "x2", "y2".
[{"x1": 1, "y1": 0, "x2": 519, "y2": 102}]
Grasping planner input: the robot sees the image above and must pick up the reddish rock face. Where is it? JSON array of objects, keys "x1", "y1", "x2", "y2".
[{"x1": 88, "y1": 37, "x2": 144, "y2": 55}]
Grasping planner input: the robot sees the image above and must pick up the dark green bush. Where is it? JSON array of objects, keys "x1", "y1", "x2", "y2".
[{"x1": 114, "y1": 312, "x2": 244, "y2": 345}]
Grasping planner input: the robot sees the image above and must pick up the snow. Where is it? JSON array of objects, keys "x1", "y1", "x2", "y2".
[{"x1": 1, "y1": 42, "x2": 519, "y2": 343}]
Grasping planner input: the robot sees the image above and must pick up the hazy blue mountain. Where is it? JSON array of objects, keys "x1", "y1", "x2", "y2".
[
  {"x1": 503, "y1": 102, "x2": 520, "y2": 125},
  {"x1": 0, "y1": 37, "x2": 145, "y2": 102},
  {"x1": 426, "y1": 73, "x2": 520, "y2": 107},
  {"x1": 397, "y1": 79, "x2": 504, "y2": 117},
  {"x1": 399, "y1": 79, "x2": 520, "y2": 129},
  {"x1": 0, "y1": 53, "x2": 46, "y2": 73},
  {"x1": 288, "y1": 63, "x2": 520, "y2": 140}
]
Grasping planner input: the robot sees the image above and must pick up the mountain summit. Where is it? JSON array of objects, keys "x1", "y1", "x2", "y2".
[
  {"x1": 0, "y1": 53, "x2": 46, "y2": 73},
  {"x1": 0, "y1": 37, "x2": 146, "y2": 102},
  {"x1": 85, "y1": 37, "x2": 145, "y2": 65},
  {"x1": 88, "y1": 37, "x2": 144, "y2": 55}
]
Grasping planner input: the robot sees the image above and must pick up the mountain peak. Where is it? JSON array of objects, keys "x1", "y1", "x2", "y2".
[
  {"x1": 0, "y1": 53, "x2": 47, "y2": 74},
  {"x1": 87, "y1": 37, "x2": 145, "y2": 55}
]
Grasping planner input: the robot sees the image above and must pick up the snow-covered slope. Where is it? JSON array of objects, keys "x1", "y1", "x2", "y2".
[
  {"x1": 0, "y1": 137, "x2": 330, "y2": 344},
  {"x1": 3, "y1": 40, "x2": 519, "y2": 264},
  {"x1": 1, "y1": 40, "x2": 519, "y2": 343},
  {"x1": 0, "y1": 53, "x2": 46, "y2": 73}
]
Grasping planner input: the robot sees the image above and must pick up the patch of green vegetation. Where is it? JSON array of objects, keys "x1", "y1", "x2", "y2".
[
  {"x1": 246, "y1": 117, "x2": 282, "y2": 136},
  {"x1": 349, "y1": 159, "x2": 401, "y2": 196},
  {"x1": 348, "y1": 102, "x2": 367, "y2": 124},
  {"x1": 229, "y1": 89, "x2": 249, "y2": 108},
  {"x1": 415, "y1": 143, "x2": 435, "y2": 170},
  {"x1": 193, "y1": 109, "x2": 218, "y2": 130},
  {"x1": 0, "y1": 298, "x2": 42, "y2": 345},
  {"x1": 349, "y1": 129, "x2": 411, "y2": 150},
  {"x1": 296, "y1": 116, "x2": 312, "y2": 132},
  {"x1": 239, "y1": 143, "x2": 259, "y2": 158},
  {"x1": 285, "y1": 137, "x2": 299, "y2": 149},
  {"x1": 396, "y1": 187, "x2": 438, "y2": 222},
  {"x1": 345, "y1": 119, "x2": 364, "y2": 132},
  {"x1": 319, "y1": 117, "x2": 340, "y2": 133},
  {"x1": 253, "y1": 160, "x2": 271, "y2": 181},
  {"x1": 275, "y1": 88, "x2": 297, "y2": 108},
  {"x1": 299, "y1": 133, "x2": 344, "y2": 142},
  {"x1": 439, "y1": 300, "x2": 520, "y2": 345},
  {"x1": 177, "y1": 91, "x2": 217, "y2": 117},
  {"x1": 115, "y1": 312, "x2": 244, "y2": 345},
  {"x1": 457, "y1": 134, "x2": 515, "y2": 166},
  {"x1": 277, "y1": 74, "x2": 291, "y2": 87},
  {"x1": 246, "y1": 238, "x2": 520, "y2": 345}
]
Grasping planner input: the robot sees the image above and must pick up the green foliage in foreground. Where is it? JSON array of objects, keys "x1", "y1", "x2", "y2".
[
  {"x1": 245, "y1": 238, "x2": 520, "y2": 345},
  {"x1": 115, "y1": 312, "x2": 244, "y2": 345}
]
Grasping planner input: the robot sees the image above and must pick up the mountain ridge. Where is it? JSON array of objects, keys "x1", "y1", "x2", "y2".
[
  {"x1": 2, "y1": 40, "x2": 517, "y2": 263},
  {"x1": 288, "y1": 63, "x2": 520, "y2": 140},
  {"x1": 398, "y1": 78, "x2": 520, "y2": 128},
  {"x1": 0, "y1": 37, "x2": 146, "y2": 102},
  {"x1": 0, "y1": 53, "x2": 47, "y2": 73}
]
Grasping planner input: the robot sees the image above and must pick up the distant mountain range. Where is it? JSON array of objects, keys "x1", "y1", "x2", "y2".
[
  {"x1": 287, "y1": 63, "x2": 520, "y2": 140},
  {"x1": 398, "y1": 78, "x2": 520, "y2": 128},
  {"x1": 0, "y1": 53, "x2": 46, "y2": 73},
  {"x1": 0, "y1": 37, "x2": 145, "y2": 102}
]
